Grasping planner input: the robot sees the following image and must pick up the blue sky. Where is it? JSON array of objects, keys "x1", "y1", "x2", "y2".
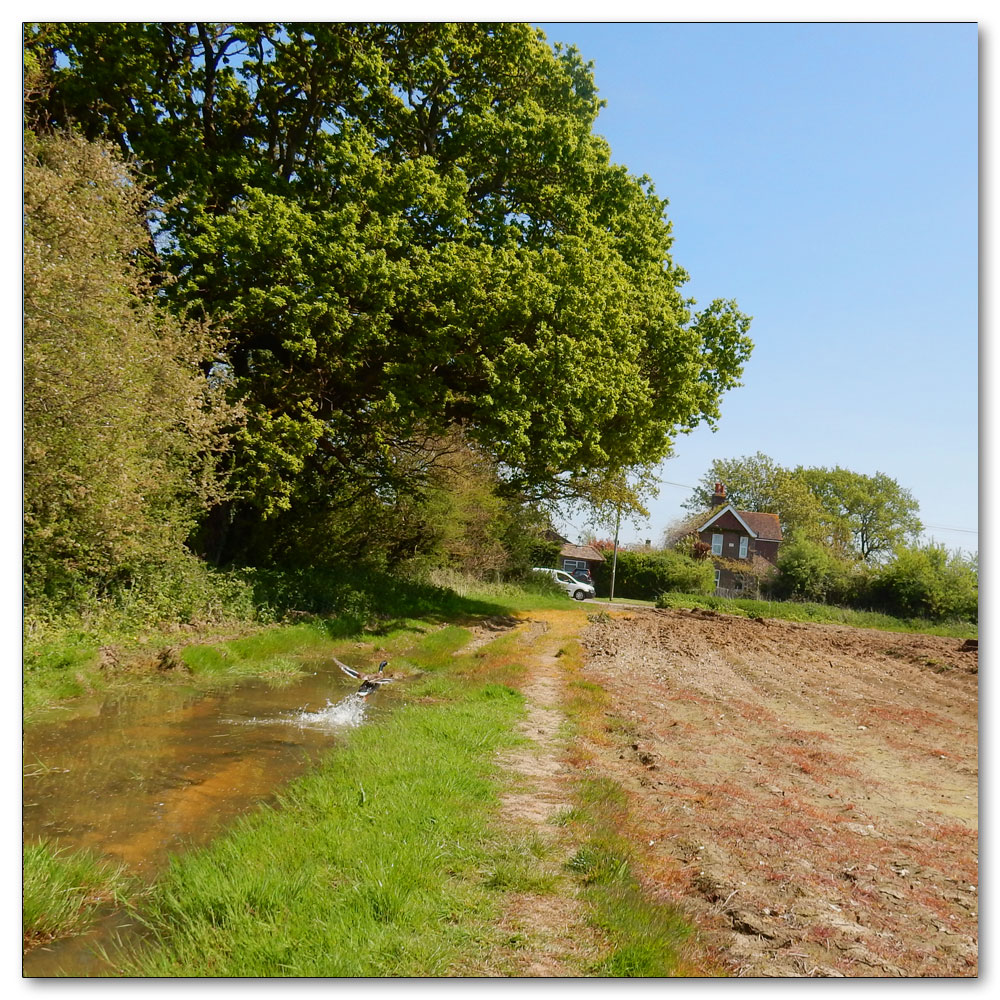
[{"x1": 537, "y1": 22, "x2": 979, "y2": 554}]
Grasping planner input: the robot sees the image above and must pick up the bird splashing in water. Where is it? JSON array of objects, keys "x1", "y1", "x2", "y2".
[{"x1": 333, "y1": 658, "x2": 394, "y2": 698}]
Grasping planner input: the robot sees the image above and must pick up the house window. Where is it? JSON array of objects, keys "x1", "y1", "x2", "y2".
[
  {"x1": 711, "y1": 533, "x2": 723, "y2": 556},
  {"x1": 739, "y1": 536, "x2": 748, "y2": 559},
  {"x1": 714, "y1": 568, "x2": 721, "y2": 590},
  {"x1": 563, "y1": 559, "x2": 584, "y2": 571}
]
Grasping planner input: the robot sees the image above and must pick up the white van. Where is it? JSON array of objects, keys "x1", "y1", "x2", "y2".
[{"x1": 532, "y1": 567, "x2": 596, "y2": 601}]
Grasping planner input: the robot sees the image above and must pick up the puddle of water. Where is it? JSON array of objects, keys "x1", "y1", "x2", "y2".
[{"x1": 23, "y1": 664, "x2": 390, "y2": 976}]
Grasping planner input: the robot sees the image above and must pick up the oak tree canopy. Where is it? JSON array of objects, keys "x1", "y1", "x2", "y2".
[{"x1": 26, "y1": 22, "x2": 752, "y2": 562}]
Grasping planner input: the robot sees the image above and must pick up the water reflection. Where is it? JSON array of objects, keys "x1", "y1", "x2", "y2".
[
  {"x1": 23, "y1": 670, "x2": 382, "y2": 873},
  {"x1": 23, "y1": 664, "x2": 394, "y2": 975}
]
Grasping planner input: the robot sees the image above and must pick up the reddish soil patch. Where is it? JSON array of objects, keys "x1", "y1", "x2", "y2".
[{"x1": 576, "y1": 608, "x2": 978, "y2": 977}]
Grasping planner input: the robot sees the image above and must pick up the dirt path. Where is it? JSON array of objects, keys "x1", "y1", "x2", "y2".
[
  {"x1": 576, "y1": 607, "x2": 978, "y2": 977},
  {"x1": 453, "y1": 605, "x2": 977, "y2": 977},
  {"x1": 484, "y1": 611, "x2": 605, "y2": 976}
]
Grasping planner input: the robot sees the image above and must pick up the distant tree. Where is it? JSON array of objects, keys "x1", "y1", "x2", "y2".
[
  {"x1": 795, "y1": 467, "x2": 922, "y2": 563},
  {"x1": 566, "y1": 465, "x2": 661, "y2": 543},
  {"x1": 682, "y1": 452, "x2": 829, "y2": 541}
]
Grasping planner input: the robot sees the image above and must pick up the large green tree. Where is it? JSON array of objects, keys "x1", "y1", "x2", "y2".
[
  {"x1": 26, "y1": 22, "x2": 752, "y2": 563},
  {"x1": 794, "y1": 466, "x2": 922, "y2": 562}
]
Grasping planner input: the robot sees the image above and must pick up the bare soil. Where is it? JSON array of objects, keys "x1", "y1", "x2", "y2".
[
  {"x1": 574, "y1": 607, "x2": 978, "y2": 977},
  {"x1": 486, "y1": 616, "x2": 605, "y2": 976}
]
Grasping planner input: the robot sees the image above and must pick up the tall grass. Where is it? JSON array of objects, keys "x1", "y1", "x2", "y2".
[
  {"x1": 654, "y1": 591, "x2": 977, "y2": 639},
  {"x1": 24, "y1": 840, "x2": 132, "y2": 947}
]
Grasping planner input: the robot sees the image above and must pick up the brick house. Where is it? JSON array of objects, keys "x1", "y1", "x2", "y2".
[{"x1": 694, "y1": 483, "x2": 783, "y2": 595}]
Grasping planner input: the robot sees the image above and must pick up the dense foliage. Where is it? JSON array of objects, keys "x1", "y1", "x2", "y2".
[
  {"x1": 25, "y1": 21, "x2": 752, "y2": 571},
  {"x1": 770, "y1": 537, "x2": 976, "y2": 623},
  {"x1": 869, "y1": 543, "x2": 978, "y2": 622},
  {"x1": 23, "y1": 130, "x2": 238, "y2": 605},
  {"x1": 591, "y1": 548, "x2": 715, "y2": 600}
]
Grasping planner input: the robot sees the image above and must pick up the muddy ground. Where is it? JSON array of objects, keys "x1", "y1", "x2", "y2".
[{"x1": 572, "y1": 607, "x2": 978, "y2": 977}]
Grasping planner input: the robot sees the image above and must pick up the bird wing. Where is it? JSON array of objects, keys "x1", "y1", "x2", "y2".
[{"x1": 333, "y1": 656, "x2": 361, "y2": 680}]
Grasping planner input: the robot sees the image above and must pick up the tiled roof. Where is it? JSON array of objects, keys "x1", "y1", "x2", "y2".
[
  {"x1": 737, "y1": 510, "x2": 783, "y2": 541},
  {"x1": 559, "y1": 543, "x2": 606, "y2": 563},
  {"x1": 696, "y1": 505, "x2": 784, "y2": 541}
]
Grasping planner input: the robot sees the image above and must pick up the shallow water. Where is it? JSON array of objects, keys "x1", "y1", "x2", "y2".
[{"x1": 23, "y1": 661, "x2": 390, "y2": 976}]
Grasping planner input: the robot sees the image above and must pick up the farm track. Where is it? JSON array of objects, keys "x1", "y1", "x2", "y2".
[
  {"x1": 497, "y1": 605, "x2": 978, "y2": 977},
  {"x1": 472, "y1": 614, "x2": 606, "y2": 976}
]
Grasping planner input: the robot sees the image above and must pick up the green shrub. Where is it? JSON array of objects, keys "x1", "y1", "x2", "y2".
[
  {"x1": 592, "y1": 550, "x2": 715, "y2": 600},
  {"x1": 871, "y1": 544, "x2": 978, "y2": 622},
  {"x1": 773, "y1": 536, "x2": 865, "y2": 604}
]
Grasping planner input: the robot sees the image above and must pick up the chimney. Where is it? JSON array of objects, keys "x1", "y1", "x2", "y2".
[{"x1": 710, "y1": 482, "x2": 727, "y2": 508}]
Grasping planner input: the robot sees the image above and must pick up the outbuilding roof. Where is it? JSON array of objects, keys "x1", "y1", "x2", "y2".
[{"x1": 559, "y1": 543, "x2": 606, "y2": 563}]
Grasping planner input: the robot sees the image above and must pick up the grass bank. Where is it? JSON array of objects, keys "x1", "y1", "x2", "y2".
[
  {"x1": 24, "y1": 841, "x2": 132, "y2": 950},
  {"x1": 653, "y1": 592, "x2": 977, "y2": 639},
  {"x1": 23, "y1": 567, "x2": 571, "y2": 718},
  {"x1": 108, "y1": 624, "x2": 537, "y2": 975},
  {"x1": 554, "y1": 638, "x2": 710, "y2": 976}
]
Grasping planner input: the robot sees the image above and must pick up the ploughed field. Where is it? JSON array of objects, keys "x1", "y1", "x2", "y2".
[{"x1": 575, "y1": 607, "x2": 978, "y2": 977}]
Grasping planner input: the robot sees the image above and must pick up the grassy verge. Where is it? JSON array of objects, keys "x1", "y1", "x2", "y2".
[
  {"x1": 554, "y1": 637, "x2": 717, "y2": 977},
  {"x1": 111, "y1": 628, "x2": 535, "y2": 976},
  {"x1": 24, "y1": 840, "x2": 132, "y2": 949},
  {"x1": 558, "y1": 779, "x2": 698, "y2": 977},
  {"x1": 654, "y1": 592, "x2": 977, "y2": 638}
]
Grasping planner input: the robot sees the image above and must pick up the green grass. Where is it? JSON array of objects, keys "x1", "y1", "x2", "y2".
[
  {"x1": 22, "y1": 633, "x2": 103, "y2": 713},
  {"x1": 558, "y1": 777, "x2": 697, "y2": 977},
  {"x1": 23, "y1": 568, "x2": 576, "y2": 720},
  {"x1": 654, "y1": 591, "x2": 977, "y2": 638},
  {"x1": 115, "y1": 629, "x2": 533, "y2": 977},
  {"x1": 23, "y1": 840, "x2": 132, "y2": 947},
  {"x1": 594, "y1": 596, "x2": 659, "y2": 607}
]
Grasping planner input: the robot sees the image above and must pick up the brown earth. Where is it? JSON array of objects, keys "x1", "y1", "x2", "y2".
[
  {"x1": 575, "y1": 607, "x2": 979, "y2": 977},
  {"x1": 495, "y1": 606, "x2": 978, "y2": 978}
]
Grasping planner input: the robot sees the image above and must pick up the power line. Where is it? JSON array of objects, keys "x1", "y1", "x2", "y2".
[{"x1": 923, "y1": 524, "x2": 978, "y2": 535}]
